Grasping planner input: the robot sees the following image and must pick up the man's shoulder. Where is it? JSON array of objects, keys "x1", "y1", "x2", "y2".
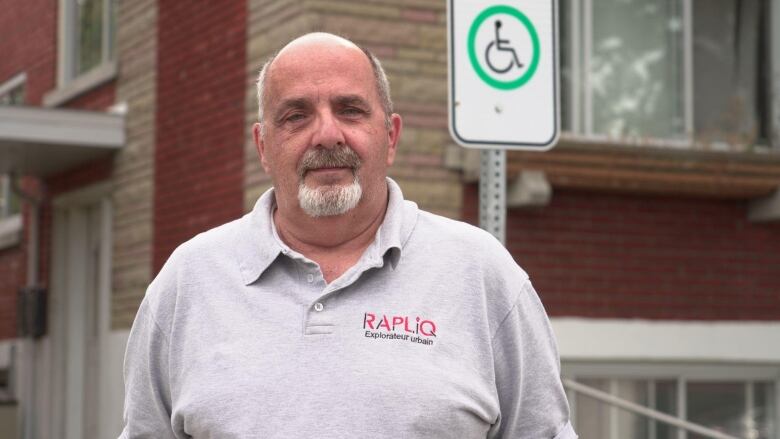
[
  {"x1": 415, "y1": 209, "x2": 508, "y2": 252},
  {"x1": 145, "y1": 215, "x2": 251, "y2": 305},
  {"x1": 154, "y1": 215, "x2": 253, "y2": 283},
  {"x1": 409, "y1": 209, "x2": 532, "y2": 326},
  {"x1": 411, "y1": 208, "x2": 527, "y2": 275},
  {"x1": 174, "y1": 215, "x2": 249, "y2": 259}
]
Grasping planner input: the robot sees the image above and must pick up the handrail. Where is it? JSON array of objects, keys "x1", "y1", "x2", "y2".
[{"x1": 562, "y1": 379, "x2": 744, "y2": 439}]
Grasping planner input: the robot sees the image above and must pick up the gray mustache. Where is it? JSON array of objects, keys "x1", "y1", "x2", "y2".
[{"x1": 297, "y1": 146, "x2": 361, "y2": 178}]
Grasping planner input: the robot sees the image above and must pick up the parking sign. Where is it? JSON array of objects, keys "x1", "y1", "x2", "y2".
[{"x1": 448, "y1": 0, "x2": 559, "y2": 150}]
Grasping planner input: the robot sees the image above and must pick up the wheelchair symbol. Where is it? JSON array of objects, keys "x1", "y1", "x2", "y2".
[
  {"x1": 467, "y1": 4, "x2": 541, "y2": 90},
  {"x1": 484, "y1": 20, "x2": 523, "y2": 74}
]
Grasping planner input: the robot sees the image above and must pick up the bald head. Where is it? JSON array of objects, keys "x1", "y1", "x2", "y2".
[
  {"x1": 255, "y1": 33, "x2": 393, "y2": 127},
  {"x1": 277, "y1": 32, "x2": 359, "y2": 58}
]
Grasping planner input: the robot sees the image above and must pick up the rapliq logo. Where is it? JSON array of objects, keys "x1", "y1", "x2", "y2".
[{"x1": 363, "y1": 312, "x2": 437, "y2": 346}]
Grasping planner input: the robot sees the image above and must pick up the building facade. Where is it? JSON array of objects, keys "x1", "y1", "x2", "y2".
[{"x1": 0, "y1": 0, "x2": 779, "y2": 438}]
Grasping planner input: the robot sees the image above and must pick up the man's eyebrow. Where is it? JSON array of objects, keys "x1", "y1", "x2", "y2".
[
  {"x1": 276, "y1": 98, "x2": 309, "y2": 112},
  {"x1": 333, "y1": 95, "x2": 371, "y2": 109}
]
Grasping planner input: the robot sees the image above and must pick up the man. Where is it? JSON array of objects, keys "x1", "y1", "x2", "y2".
[{"x1": 121, "y1": 33, "x2": 576, "y2": 438}]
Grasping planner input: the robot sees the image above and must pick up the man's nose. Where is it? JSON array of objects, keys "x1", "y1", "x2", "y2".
[{"x1": 312, "y1": 111, "x2": 346, "y2": 148}]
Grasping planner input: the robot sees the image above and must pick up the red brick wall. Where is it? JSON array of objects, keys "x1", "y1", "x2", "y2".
[
  {"x1": 62, "y1": 80, "x2": 117, "y2": 110},
  {"x1": 0, "y1": 247, "x2": 24, "y2": 339},
  {"x1": 464, "y1": 185, "x2": 780, "y2": 320},
  {"x1": 154, "y1": 1, "x2": 246, "y2": 272},
  {"x1": 0, "y1": 0, "x2": 56, "y2": 340},
  {"x1": 0, "y1": 0, "x2": 56, "y2": 105}
]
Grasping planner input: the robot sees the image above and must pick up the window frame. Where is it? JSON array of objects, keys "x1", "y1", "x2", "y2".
[
  {"x1": 0, "y1": 342, "x2": 15, "y2": 403},
  {"x1": 561, "y1": 0, "x2": 773, "y2": 147},
  {"x1": 0, "y1": 73, "x2": 26, "y2": 105},
  {"x1": 59, "y1": 0, "x2": 116, "y2": 85},
  {"x1": 562, "y1": 0, "x2": 694, "y2": 140},
  {"x1": 0, "y1": 74, "x2": 25, "y2": 249},
  {"x1": 563, "y1": 361, "x2": 780, "y2": 439},
  {"x1": 46, "y1": 0, "x2": 117, "y2": 107}
]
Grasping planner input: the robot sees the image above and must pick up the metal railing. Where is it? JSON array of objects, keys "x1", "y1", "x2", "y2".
[{"x1": 563, "y1": 379, "x2": 743, "y2": 439}]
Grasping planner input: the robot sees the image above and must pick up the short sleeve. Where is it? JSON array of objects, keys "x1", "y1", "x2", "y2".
[
  {"x1": 119, "y1": 299, "x2": 178, "y2": 439},
  {"x1": 487, "y1": 279, "x2": 578, "y2": 439}
]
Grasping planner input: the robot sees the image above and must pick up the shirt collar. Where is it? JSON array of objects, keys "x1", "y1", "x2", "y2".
[
  {"x1": 236, "y1": 187, "x2": 283, "y2": 285},
  {"x1": 374, "y1": 177, "x2": 418, "y2": 269},
  {"x1": 236, "y1": 177, "x2": 418, "y2": 286}
]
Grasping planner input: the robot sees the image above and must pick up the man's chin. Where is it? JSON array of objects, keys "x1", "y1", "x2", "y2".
[
  {"x1": 301, "y1": 182, "x2": 348, "y2": 195},
  {"x1": 297, "y1": 180, "x2": 363, "y2": 218}
]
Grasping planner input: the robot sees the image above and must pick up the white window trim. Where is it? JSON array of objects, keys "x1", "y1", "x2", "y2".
[
  {"x1": 564, "y1": 366, "x2": 779, "y2": 439},
  {"x1": 682, "y1": 0, "x2": 694, "y2": 138},
  {"x1": 565, "y1": 0, "x2": 696, "y2": 143},
  {"x1": 552, "y1": 317, "x2": 780, "y2": 364},
  {"x1": 0, "y1": 214, "x2": 23, "y2": 251},
  {"x1": 0, "y1": 340, "x2": 14, "y2": 402},
  {"x1": 0, "y1": 73, "x2": 26, "y2": 99},
  {"x1": 46, "y1": 0, "x2": 117, "y2": 108},
  {"x1": 0, "y1": 173, "x2": 22, "y2": 250}
]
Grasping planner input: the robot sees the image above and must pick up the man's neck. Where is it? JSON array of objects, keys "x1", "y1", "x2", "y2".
[{"x1": 272, "y1": 185, "x2": 389, "y2": 282}]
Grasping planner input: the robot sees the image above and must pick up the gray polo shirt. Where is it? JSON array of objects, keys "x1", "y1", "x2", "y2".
[{"x1": 120, "y1": 178, "x2": 576, "y2": 439}]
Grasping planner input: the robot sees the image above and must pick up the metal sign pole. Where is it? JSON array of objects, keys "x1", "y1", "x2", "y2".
[
  {"x1": 479, "y1": 148, "x2": 506, "y2": 245},
  {"x1": 449, "y1": 0, "x2": 559, "y2": 245}
]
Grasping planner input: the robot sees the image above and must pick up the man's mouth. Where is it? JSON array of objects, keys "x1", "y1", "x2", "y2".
[{"x1": 304, "y1": 166, "x2": 352, "y2": 174}]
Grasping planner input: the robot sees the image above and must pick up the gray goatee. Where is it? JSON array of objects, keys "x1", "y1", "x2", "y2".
[{"x1": 297, "y1": 146, "x2": 362, "y2": 217}]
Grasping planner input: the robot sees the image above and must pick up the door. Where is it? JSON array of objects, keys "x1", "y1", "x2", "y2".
[{"x1": 49, "y1": 194, "x2": 112, "y2": 439}]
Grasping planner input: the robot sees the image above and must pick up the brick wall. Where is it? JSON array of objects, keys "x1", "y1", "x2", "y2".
[
  {"x1": 0, "y1": 0, "x2": 56, "y2": 340},
  {"x1": 0, "y1": 248, "x2": 24, "y2": 339},
  {"x1": 62, "y1": 81, "x2": 117, "y2": 111},
  {"x1": 111, "y1": 0, "x2": 158, "y2": 328},
  {"x1": 154, "y1": 1, "x2": 247, "y2": 273},
  {"x1": 244, "y1": 0, "x2": 462, "y2": 218},
  {"x1": 464, "y1": 185, "x2": 780, "y2": 320},
  {"x1": 0, "y1": 0, "x2": 56, "y2": 105}
]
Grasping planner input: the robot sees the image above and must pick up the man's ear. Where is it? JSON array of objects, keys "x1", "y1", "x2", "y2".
[
  {"x1": 253, "y1": 123, "x2": 271, "y2": 173},
  {"x1": 386, "y1": 113, "x2": 402, "y2": 166}
]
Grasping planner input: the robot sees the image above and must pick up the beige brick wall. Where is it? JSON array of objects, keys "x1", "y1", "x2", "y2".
[
  {"x1": 244, "y1": 0, "x2": 464, "y2": 219},
  {"x1": 111, "y1": 0, "x2": 157, "y2": 329}
]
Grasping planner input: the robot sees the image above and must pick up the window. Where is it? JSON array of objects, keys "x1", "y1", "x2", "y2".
[
  {"x1": 62, "y1": 0, "x2": 117, "y2": 82},
  {"x1": 0, "y1": 73, "x2": 25, "y2": 106},
  {"x1": 0, "y1": 86, "x2": 24, "y2": 106},
  {"x1": 0, "y1": 75, "x2": 24, "y2": 221},
  {"x1": 561, "y1": 0, "x2": 769, "y2": 147},
  {"x1": 0, "y1": 344, "x2": 15, "y2": 410},
  {"x1": 575, "y1": 379, "x2": 678, "y2": 439},
  {"x1": 0, "y1": 368, "x2": 9, "y2": 401},
  {"x1": 0, "y1": 176, "x2": 21, "y2": 219},
  {"x1": 565, "y1": 364, "x2": 778, "y2": 439}
]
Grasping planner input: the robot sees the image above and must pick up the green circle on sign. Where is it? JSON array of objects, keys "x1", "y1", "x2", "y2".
[{"x1": 467, "y1": 5, "x2": 540, "y2": 90}]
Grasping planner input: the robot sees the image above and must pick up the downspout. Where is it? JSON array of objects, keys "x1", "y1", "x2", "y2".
[{"x1": 10, "y1": 174, "x2": 42, "y2": 439}]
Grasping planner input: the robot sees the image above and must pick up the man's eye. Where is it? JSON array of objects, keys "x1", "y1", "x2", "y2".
[
  {"x1": 341, "y1": 107, "x2": 365, "y2": 116},
  {"x1": 285, "y1": 113, "x2": 306, "y2": 123}
]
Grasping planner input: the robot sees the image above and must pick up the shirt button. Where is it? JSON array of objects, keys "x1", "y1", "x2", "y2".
[
  {"x1": 314, "y1": 302, "x2": 324, "y2": 312},
  {"x1": 307, "y1": 274, "x2": 314, "y2": 283}
]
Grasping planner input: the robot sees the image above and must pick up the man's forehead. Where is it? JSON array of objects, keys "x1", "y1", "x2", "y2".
[
  {"x1": 269, "y1": 33, "x2": 369, "y2": 78},
  {"x1": 264, "y1": 34, "x2": 377, "y2": 107}
]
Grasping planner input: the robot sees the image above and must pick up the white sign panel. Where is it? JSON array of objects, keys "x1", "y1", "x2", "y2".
[{"x1": 448, "y1": 0, "x2": 559, "y2": 150}]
